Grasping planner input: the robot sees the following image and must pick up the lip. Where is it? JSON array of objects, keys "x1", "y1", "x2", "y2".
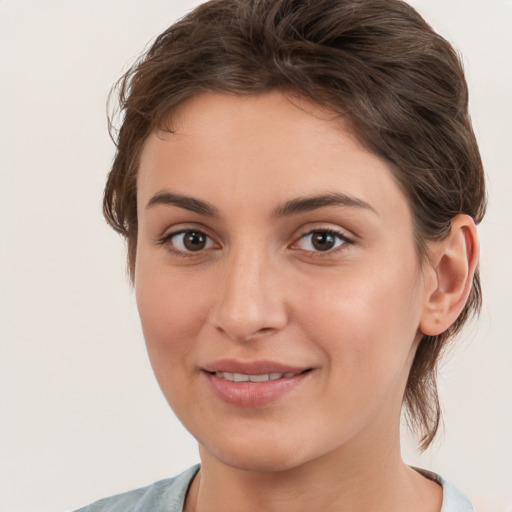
[
  {"x1": 202, "y1": 359, "x2": 309, "y2": 375},
  {"x1": 201, "y1": 359, "x2": 313, "y2": 407}
]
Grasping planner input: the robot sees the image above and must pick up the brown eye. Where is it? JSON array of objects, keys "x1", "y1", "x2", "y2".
[
  {"x1": 311, "y1": 232, "x2": 337, "y2": 251},
  {"x1": 183, "y1": 231, "x2": 207, "y2": 251},
  {"x1": 294, "y1": 230, "x2": 349, "y2": 253},
  {"x1": 165, "y1": 230, "x2": 216, "y2": 253}
]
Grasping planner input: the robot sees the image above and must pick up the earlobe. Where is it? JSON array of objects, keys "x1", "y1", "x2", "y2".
[{"x1": 420, "y1": 215, "x2": 479, "y2": 336}]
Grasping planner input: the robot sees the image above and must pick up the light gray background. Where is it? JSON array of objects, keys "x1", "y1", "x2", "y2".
[{"x1": 1, "y1": 1, "x2": 511, "y2": 511}]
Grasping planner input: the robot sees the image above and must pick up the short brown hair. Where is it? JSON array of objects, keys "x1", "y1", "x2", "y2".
[{"x1": 104, "y1": 0, "x2": 486, "y2": 450}]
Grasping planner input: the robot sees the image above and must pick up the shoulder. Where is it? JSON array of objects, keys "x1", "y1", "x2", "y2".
[
  {"x1": 73, "y1": 465, "x2": 200, "y2": 512},
  {"x1": 414, "y1": 467, "x2": 473, "y2": 512}
]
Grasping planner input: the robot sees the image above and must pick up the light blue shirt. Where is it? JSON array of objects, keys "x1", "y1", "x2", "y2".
[{"x1": 74, "y1": 464, "x2": 473, "y2": 512}]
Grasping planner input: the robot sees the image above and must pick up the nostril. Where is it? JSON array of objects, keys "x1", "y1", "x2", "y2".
[{"x1": 209, "y1": 288, "x2": 288, "y2": 342}]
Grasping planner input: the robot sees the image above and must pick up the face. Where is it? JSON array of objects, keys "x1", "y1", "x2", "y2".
[{"x1": 135, "y1": 91, "x2": 429, "y2": 472}]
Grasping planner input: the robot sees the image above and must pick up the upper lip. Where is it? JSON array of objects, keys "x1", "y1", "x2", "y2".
[{"x1": 202, "y1": 359, "x2": 310, "y2": 375}]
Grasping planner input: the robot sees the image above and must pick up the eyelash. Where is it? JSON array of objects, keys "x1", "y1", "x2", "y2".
[
  {"x1": 157, "y1": 228, "x2": 353, "y2": 257},
  {"x1": 158, "y1": 229, "x2": 218, "y2": 257},
  {"x1": 291, "y1": 229, "x2": 353, "y2": 256}
]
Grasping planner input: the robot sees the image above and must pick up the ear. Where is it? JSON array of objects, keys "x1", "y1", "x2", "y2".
[{"x1": 420, "y1": 214, "x2": 480, "y2": 336}]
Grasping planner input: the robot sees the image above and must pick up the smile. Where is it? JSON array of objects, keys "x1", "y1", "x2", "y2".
[
  {"x1": 214, "y1": 372, "x2": 299, "y2": 382},
  {"x1": 203, "y1": 363, "x2": 313, "y2": 407}
]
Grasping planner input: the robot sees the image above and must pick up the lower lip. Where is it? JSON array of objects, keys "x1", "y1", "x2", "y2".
[{"x1": 203, "y1": 371, "x2": 311, "y2": 407}]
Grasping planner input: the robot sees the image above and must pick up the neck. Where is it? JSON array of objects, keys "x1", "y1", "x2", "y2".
[{"x1": 185, "y1": 423, "x2": 442, "y2": 512}]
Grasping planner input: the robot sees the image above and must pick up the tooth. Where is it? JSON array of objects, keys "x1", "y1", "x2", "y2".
[
  {"x1": 249, "y1": 374, "x2": 270, "y2": 382},
  {"x1": 214, "y1": 372, "x2": 296, "y2": 382}
]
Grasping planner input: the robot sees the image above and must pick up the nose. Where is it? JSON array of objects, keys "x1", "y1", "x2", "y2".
[{"x1": 209, "y1": 248, "x2": 288, "y2": 342}]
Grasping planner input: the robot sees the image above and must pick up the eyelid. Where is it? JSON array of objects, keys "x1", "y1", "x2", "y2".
[
  {"x1": 290, "y1": 227, "x2": 354, "y2": 254},
  {"x1": 157, "y1": 226, "x2": 220, "y2": 256}
]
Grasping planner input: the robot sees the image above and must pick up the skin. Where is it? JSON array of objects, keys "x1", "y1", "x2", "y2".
[{"x1": 134, "y1": 91, "x2": 476, "y2": 511}]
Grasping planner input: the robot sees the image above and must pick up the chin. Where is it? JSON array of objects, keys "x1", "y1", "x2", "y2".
[{"x1": 200, "y1": 435, "x2": 311, "y2": 473}]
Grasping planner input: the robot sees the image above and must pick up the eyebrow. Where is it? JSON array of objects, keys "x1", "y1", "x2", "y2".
[
  {"x1": 146, "y1": 191, "x2": 219, "y2": 217},
  {"x1": 272, "y1": 192, "x2": 376, "y2": 217},
  {"x1": 145, "y1": 190, "x2": 376, "y2": 218}
]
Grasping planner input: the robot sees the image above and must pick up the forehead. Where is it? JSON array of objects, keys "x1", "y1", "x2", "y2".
[{"x1": 137, "y1": 91, "x2": 410, "y2": 223}]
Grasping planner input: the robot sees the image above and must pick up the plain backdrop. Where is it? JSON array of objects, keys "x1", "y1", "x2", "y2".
[{"x1": 1, "y1": 1, "x2": 511, "y2": 511}]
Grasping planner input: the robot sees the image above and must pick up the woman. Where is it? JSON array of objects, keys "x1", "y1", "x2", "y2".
[{"x1": 76, "y1": 0, "x2": 485, "y2": 510}]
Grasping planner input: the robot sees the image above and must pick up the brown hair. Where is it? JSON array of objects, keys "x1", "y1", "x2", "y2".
[{"x1": 104, "y1": 0, "x2": 486, "y2": 450}]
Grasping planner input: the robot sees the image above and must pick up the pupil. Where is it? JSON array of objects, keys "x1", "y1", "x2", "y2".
[
  {"x1": 184, "y1": 232, "x2": 206, "y2": 251},
  {"x1": 312, "y1": 232, "x2": 335, "y2": 251}
]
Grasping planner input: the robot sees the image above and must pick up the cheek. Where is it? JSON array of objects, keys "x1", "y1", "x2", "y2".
[
  {"x1": 294, "y1": 258, "x2": 423, "y2": 376},
  {"x1": 134, "y1": 264, "x2": 213, "y2": 418},
  {"x1": 135, "y1": 259, "x2": 210, "y2": 363}
]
